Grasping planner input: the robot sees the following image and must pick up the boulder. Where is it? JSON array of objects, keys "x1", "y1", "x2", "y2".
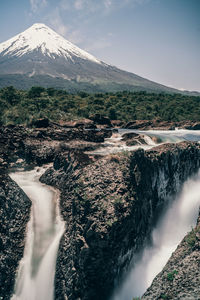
[
  {"x1": 122, "y1": 132, "x2": 147, "y2": 145},
  {"x1": 31, "y1": 118, "x2": 50, "y2": 128},
  {"x1": 61, "y1": 119, "x2": 96, "y2": 129},
  {"x1": 90, "y1": 114, "x2": 112, "y2": 127}
]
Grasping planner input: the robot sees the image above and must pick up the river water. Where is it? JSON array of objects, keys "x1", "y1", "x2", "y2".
[
  {"x1": 87, "y1": 129, "x2": 200, "y2": 155},
  {"x1": 10, "y1": 168, "x2": 65, "y2": 300}
]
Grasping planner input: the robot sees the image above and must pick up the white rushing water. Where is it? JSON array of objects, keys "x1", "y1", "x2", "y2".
[
  {"x1": 111, "y1": 170, "x2": 200, "y2": 300},
  {"x1": 10, "y1": 167, "x2": 65, "y2": 300},
  {"x1": 87, "y1": 129, "x2": 200, "y2": 156}
]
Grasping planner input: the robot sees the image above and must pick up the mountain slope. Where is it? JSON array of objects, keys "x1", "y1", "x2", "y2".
[{"x1": 0, "y1": 23, "x2": 185, "y2": 93}]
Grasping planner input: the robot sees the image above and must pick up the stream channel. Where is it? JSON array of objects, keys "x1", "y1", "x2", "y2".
[{"x1": 9, "y1": 129, "x2": 200, "y2": 299}]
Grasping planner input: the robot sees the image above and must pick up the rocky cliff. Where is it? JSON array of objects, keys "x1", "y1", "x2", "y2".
[
  {"x1": 1, "y1": 122, "x2": 200, "y2": 300},
  {"x1": 0, "y1": 122, "x2": 110, "y2": 300},
  {"x1": 40, "y1": 142, "x2": 200, "y2": 300}
]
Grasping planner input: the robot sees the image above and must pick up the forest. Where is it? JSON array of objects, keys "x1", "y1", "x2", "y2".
[{"x1": 0, "y1": 86, "x2": 200, "y2": 125}]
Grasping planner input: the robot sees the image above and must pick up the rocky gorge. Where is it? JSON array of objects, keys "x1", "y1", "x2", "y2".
[
  {"x1": 142, "y1": 209, "x2": 200, "y2": 300},
  {"x1": 0, "y1": 121, "x2": 200, "y2": 300}
]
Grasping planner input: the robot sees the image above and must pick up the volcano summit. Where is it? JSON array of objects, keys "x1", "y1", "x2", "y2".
[{"x1": 0, "y1": 23, "x2": 180, "y2": 92}]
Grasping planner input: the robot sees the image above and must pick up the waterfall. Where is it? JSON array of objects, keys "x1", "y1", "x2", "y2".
[
  {"x1": 111, "y1": 170, "x2": 200, "y2": 300},
  {"x1": 10, "y1": 167, "x2": 65, "y2": 300}
]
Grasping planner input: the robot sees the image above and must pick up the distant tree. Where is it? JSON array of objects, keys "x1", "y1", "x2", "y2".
[
  {"x1": 46, "y1": 87, "x2": 56, "y2": 96},
  {"x1": 1, "y1": 86, "x2": 20, "y2": 105},
  {"x1": 78, "y1": 91, "x2": 89, "y2": 98},
  {"x1": 108, "y1": 108, "x2": 117, "y2": 120},
  {"x1": 28, "y1": 86, "x2": 45, "y2": 98}
]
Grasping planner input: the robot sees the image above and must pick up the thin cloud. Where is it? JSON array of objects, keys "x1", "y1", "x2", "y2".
[
  {"x1": 67, "y1": 30, "x2": 85, "y2": 45},
  {"x1": 85, "y1": 38, "x2": 112, "y2": 52},
  {"x1": 74, "y1": 0, "x2": 85, "y2": 10},
  {"x1": 42, "y1": 0, "x2": 150, "y2": 52},
  {"x1": 30, "y1": 0, "x2": 47, "y2": 12},
  {"x1": 45, "y1": 9, "x2": 69, "y2": 37},
  {"x1": 56, "y1": 0, "x2": 150, "y2": 16}
]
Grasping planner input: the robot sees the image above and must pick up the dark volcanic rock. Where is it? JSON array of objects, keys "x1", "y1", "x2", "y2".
[
  {"x1": 122, "y1": 132, "x2": 148, "y2": 146},
  {"x1": 0, "y1": 170, "x2": 31, "y2": 300},
  {"x1": 61, "y1": 119, "x2": 96, "y2": 129},
  {"x1": 124, "y1": 119, "x2": 200, "y2": 131},
  {"x1": 125, "y1": 120, "x2": 176, "y2": 130},
  {"x1": 142, "y1": 210, "x2": 200, "y2": 300},
  {"x1": 185, "y1": 122, "x2": 200, "y2": 130},
  {"x1": 90, "y1": 114, "x2": 112, "y2": 127},
  {"x1": 0, "y1": 124, "x2": 108, "y2": 168},
  {"x1": 111, "y1": 120, "x2": 125, "y2": 128},
  {"x1": 125, "y1": 120, "x2": 153, "y2": 130},
  {"x1": 31, "y1": 117, "x2": 50, "y2": 128},
  {"x1": 40, "y1": 142, "x2": 200, "y2": 300}
]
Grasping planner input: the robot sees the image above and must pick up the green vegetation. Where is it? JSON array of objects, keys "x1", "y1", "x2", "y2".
[
  {"x1": 185, "y1": 228, "x2": 198, "y2": 247},
  {"x1": 113, "y1": 196, "x2": 124, "y2": 210},
  {"x1": 0, "y1": 86, "x2": 200, "y2": 125},
  {"x1": 167, "y1": 270, "x2": 178, "y2": 281},
  {"x1": 160, "y1": 294, "x2": 171, "y2": 299},
  {"x1": 106, "y1": 217, "x2": 118, "y2": 227}
]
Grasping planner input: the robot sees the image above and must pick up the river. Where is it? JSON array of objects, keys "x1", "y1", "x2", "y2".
[
  {"x1": 9, "y1": 129, "x2": 200, "y2": 300},
  {"x1": 10, "y1": 167, "x2": 65, "y2": 300}
]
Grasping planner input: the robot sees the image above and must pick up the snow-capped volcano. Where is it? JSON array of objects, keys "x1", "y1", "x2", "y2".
[
  {"x1": 0, "y1": 23, "x2": 179, "y2": 93},
  {"x1": 0, "y1": 23, "x2": 101, "y2": 64}
]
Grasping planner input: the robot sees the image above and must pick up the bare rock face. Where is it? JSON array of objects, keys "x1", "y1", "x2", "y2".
[
  {"x1": 40, "y1": 142, "x2": 200, "y2": 300},
  {"x1": 124, "y1": 119, "x2": 200, "y2": 131},
  {"x1": 60, "y1": 119, "x2": 96, "y2": 129},
  {"x1": 142, "y1": 211, "x2": 200, "y2": 300},
  {"x1": 122, "y1": 132, "x2": 148, "y2": 145},
  {"x1": 0, "y1": 124, "x2": 111, "y2": 168}
]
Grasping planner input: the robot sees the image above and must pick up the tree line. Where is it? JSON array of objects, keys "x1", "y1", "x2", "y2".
[{"x1": 0, "y1": 86, "x2": 200, "y2": 126}]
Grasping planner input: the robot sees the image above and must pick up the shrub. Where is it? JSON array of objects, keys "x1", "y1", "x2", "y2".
[
  {"x1": 186, "y1": 228, "x2": 197, "y2": 247},
  {"x1": 167, "y1": 270, "x2": 178, "y2": 281}
]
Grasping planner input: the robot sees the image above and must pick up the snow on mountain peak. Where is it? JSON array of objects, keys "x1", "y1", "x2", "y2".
[{"x1": 0, "y1": 23, "x2": 101, "y2": 64}]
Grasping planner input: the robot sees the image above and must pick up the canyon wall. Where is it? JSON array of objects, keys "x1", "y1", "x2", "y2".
[
  {"x1": 1, "y1": 122, "x2": 200, "y2": 300},
  {"x1": 40, "y1": 142, "x2": 200, "y2": 300}
]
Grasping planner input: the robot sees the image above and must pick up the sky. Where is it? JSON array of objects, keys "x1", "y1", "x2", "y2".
[{"x1": 0, "y1": 0, "x2": 199, "y2": 91}]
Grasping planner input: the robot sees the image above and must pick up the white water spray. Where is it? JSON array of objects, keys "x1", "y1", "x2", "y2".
[
  {"x1": 111, "y1": 170, "x2": 200, "y2": 300},
  {"x1": 10, "y1": 167, "x2": 65, "y2": 300}
]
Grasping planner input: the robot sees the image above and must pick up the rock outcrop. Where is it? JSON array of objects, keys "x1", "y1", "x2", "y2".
[
  {"x1": 122, "y1": 132, "x2": 148, "y2": 146},
  {"x1": 40, "y1": 142, "x2": 200, "y2": 300},
  {"x1": 142, "y1": 210, "x2": 200, "y2": 300},
  {"x1": 124, "y1": 119, "x2": 200, "y2": 130},
  {"x1": 0, "y1": 124, "x2": 111, "y2": 168}
]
